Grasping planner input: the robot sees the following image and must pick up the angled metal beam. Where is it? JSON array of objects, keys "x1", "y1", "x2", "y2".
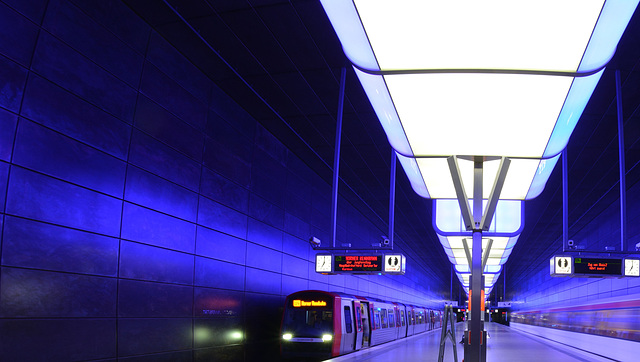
[
  {"x1": 481, "y1": 238, "x2": 493, "y2": 271},
  {"x1": 480, "y1": 157, "x2": 511, "y2": 231},
  {"x1": 462, "y1": 238, "x2": 473, "y2": 267},
  {"x1": 447, "y1": 156, "x2": 474, "y2": 231}
]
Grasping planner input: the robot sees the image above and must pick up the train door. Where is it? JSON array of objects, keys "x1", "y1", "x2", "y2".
[
  {"x1": 360, "y1": 302, "x2": 371, "y2": 347},
  {"x1": 353, "y1": 301, "x2": 363, "y2": 350},
  {"x1": 341, "y1": 301, "x2": 356, "y2": 353}
]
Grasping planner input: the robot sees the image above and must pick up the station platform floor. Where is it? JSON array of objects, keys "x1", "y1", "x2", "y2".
[{"x1": 325, "y1": 322, "x2": 616, "y2": 362}]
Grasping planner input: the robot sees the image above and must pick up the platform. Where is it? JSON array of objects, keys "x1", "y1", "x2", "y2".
[{"x1": 325, "y1": 322, "x2": 616, "y2": 362}]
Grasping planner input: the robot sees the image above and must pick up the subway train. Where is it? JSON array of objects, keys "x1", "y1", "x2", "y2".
[
  {"x1": 280, "y1": 290, "x2": 442, "y2": 359},
  {"x1": 511, "y1": 293, "x2": 640, "y2": 342}
]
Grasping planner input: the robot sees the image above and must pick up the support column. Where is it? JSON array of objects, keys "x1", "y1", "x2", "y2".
[
  {"x1": 616, "y1": 70, "x2": 627, "y2": 252},
  {"x1": 469, "y1": 158, "x2": 483, "y2": 361},
  {"x1": 389, "y1": 149, "x2": 396, "y2": 248},
  {"x1": 330, "y1": 68, "x2": 347, "y2": 248},
  {"x1": 563, "y1": 148, "x2": 568, "y2": 252}
]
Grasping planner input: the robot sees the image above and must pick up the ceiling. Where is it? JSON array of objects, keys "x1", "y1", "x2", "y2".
[{"x1": 122, "y1": 0, "x2": 640, "y2": 300}]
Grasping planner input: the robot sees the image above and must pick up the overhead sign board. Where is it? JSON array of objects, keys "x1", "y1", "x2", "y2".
[
  {"x1": 497, "y1": 302, "x2": 512, "y2": 308},
  {"x1": 550, "y1": 256, "x2": 572, "y2": 276},
  {"x1": 574, "y1": 257, "x2": 622, "y2": 276},
  {"x1": 315, "y1": 253, "x2": 406, "y2": 275}
]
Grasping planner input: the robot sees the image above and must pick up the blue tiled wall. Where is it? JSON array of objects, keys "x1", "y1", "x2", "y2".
[
  {"x1": 508, "y1": 177, "x2": 640, "y2": 311},
  {"x1": 0, "y1": 0, "x2": 447, "y2": 360}
]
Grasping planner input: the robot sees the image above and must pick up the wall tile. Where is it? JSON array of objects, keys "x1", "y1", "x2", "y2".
[
  {"x1": 147, "y1": 32, "x2": 212, "y2": 104},
  {"x1": 195, "y1": 257, "x2": 245, "y2": 291},
  {"x1": 140, "y1": 62, "x2": 207, "y2": 130},
  {"x1": 119, "y1": 241, "x2": 194, "y2": 285},
  {"x1": 208, "y1": 85, "x2": 256, "y2": 140},
  {"x1": 282, "y1": 274, "x2": 309, "y2": 296},
  {"x1": 0, "y1": 161, "x2": 8, "y2": 211},
  {"x1": 43, "y1": 0, "x2": 143, "y2": 87},
  {"x1": 129, "y1": 130, "x2": 200, "y2": 192},
  {"x1": 32, "y1": 32, "x2": 137, "y2": 121},
  {"x1": 203, "y1": 136, "x2": 251, "y2": 187},
  {"x1": 0, "y1": 319, "x2": 116, "y2": 361},
  {"x1": 200, "y1": 167, "x2": 249, "y2": 213},
  {"x1": 21, "y1": 74, "x2": 131, "y2": 159},
  {"x1": 248, "y1": 193, "x2": 284, "y2": 229},
  {"x1": 194, "y1": 287, "x2": 243, "y2": 318},
  {"x1": 0, "y1": 267, "x2": 116, "y2": 317},
  {"x1": 1, "y1": 216, "x2": 118, "y2": 276},
  {"x1": 281, "y1": 254, "x2": 309, "y2": 278},
  {"x1": 198, "y1": 196, "x2": 248, "y2": 240},
  {"x1": 13, "y1": 119, "x2": 127, "y2": 197},
  {"x1": 121, "y1": 202, "x2": 196, "y2": 253},
  {"x1": 119, "y1": 351, "x2": 192, "y2": 362},
  {"x1": 195, "y1": 226, "x2": 246, "y2": 265},
  {"x1": 118, "y1": 279, "x2": 193, "y2": 317},
  {"x1": 5, "y1": 166, "x2": 122, "y2": 236},
  {"x1": 0, "y1": 54, "x2": 27, "y2": 113},
  {"x1": 205, "y1": 110, "x2": 252, "y2": 163},
  {"x1": 194, "y1": 345, "x2": 244, "y2": 361},
  {"x1": 246, "y1": 243, "x2": 282, "y2": 273},
  {"x1": 247, "y1": 219, "x2": 282, "y2": 251},
  {"x1": 118, "y1": 318, "x2": 192, "y2": 357},
  {"x1": 134, "y1": 95, "x2": 204, "y2": 161},
  {"x1": 251, "y1": 169, "x2": 284, "y2": 208},
  {"x1": 0, "y1": 2, "x2": 39, "y2": 66},
  {"x1": 282, "y1": 233, "x2": 310, "y2": 260},
  {"x1": 245, "y1": 267, "x2": 281, "y2": 295},
  {"x1": 255, "y1": 124, "x2": 286, "y2": 162},
  {"x1": 194, "y1": 318, "x2": 244, "y2": 348},
  {"x1": 284, "y1": 212, "x2": 310, "y2": 240},
  {"x1": 70, "y1": 0, "x2": 150, "y2": 54},
  {"x1": 0, "y1": 108, "x2": 17, "y2": 161},
  {"x1": 124, "y1": 165, "x2": 198, "y2": 222}
]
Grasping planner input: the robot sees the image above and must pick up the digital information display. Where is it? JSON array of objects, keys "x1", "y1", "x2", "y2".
[
  {"x1": 315, "y1": 253, "x2": 406, "y2": 274},
  {"x1": 574, "y1": 257, "x2": 622, "y2": 276},
  {"x1": 334, "y1": 255, "x2": 382, "y2": 272}
]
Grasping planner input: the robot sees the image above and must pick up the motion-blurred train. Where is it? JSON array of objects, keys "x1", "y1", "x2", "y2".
[
  {"x1": 511, "y1": 293, "x2": 640, "y2": 341},
  {"x1": 280, "y1": 290, "x2": 442, "y2": 359}
]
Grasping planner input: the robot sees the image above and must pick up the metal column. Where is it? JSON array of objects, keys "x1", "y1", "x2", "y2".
[
  {"x1": 469, "y1": 158, "x2": 484, "y2": 361},
  {"x1": 330, "y1": 68, "x2": 347, "y2": 248},
  {"x1": 616, "y1": 70, "x2": 627, "y2": 252},
  {"x1": 389, "y1": 150, "x2": 397, "y2": 248},
  {"x1": 563, "y1": 148, "x2": 568, "y2": 252}
]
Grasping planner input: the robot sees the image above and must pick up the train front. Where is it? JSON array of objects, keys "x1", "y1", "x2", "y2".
[{"x1": 281, "y1": 291, "x2": 337, "y2": 359}]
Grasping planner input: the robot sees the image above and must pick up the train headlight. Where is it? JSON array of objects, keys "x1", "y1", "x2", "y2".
[
  {"x1": 282, "y1": 333, "x2": 292, "y2": 340},
  {"x1": 322, "y1": 334, "x2": 333, "y2": 342}
]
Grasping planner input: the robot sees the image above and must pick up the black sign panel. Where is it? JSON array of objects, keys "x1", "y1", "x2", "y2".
[
  {"x1": 574, "y1": 257, "x2": 622, "y2": 276},
  {"x1": 334, "y1": 255, "x2": 382, "y2": 272}
]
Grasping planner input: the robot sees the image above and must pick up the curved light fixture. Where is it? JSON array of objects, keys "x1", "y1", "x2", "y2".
[{"x1": 321, "y1": 0, "x2": 639, "y2": 200}]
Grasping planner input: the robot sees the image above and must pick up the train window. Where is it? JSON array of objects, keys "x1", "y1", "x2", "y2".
[
  {"x1": 381, "y1": 309, "x2": 388, "y2": 328},
  {"x1": 395, "y1": 309, "x2": 401, "y2": 327},
  {"x1": 400, "y1": 310, "x2": 405, "y2": 326},
  {"x1": 417, "y1": 312, "x2": 423, "y2": 324},
  {"x1": 282, "y1": 308, "x2": 333, "y2": 338},
  {"x1": 388, "y1": 309, "x2": 395, "y2": 328},
  {"x1": 373, "y1": 309, "x2": 381, "y2": 329},
  {"x1": 344, "y1": 306, "x2": 353, "y2": 333},
  {"x1": 355, "y1": 304, "x2": 362, "y2": 332}
]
